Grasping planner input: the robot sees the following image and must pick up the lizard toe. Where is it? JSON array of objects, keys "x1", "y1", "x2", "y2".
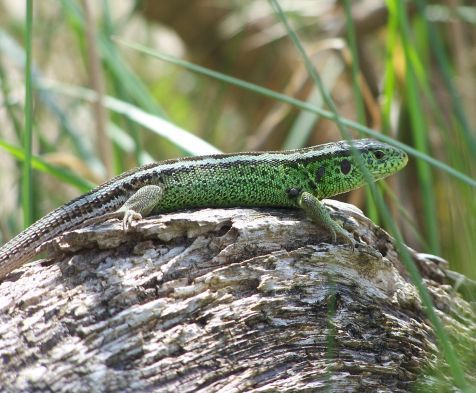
[{"x1": 122, "y1": 210, "x2": 143, "y2": 231}]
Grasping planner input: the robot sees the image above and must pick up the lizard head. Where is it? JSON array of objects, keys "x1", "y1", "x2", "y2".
[
  {"x1": 356, "y1": 139, "x2": 409, "y2": 180},
  {"x1": 306, "y1": 139, "x2": 408, "y2": 198}
]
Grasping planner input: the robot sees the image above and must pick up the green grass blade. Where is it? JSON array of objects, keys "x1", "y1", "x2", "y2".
[
  {"x1": 0, "y1": 140, "x2": 94, "y2": 192},
  {"x1": 269, "y1": 0, "x2": 467, "y2": 388},
  {"x1": 268, "y1": 0, "x2": 349, "y2": 137},
  {"x1": 100, "y1": 0, "x2": 143, "y2": 166},
  {"x1": 107, "y1": 122, "x2": 154, "y2": 164},
  {"x1": 39, "y1": 80, "x2": 221, "y2": 156},
  {"x1": 343, "y1": 0, "x2": 366, "y2": 125},
  {"x1": 0, "y1": 28, "x2": 103, "y2": 173},
  {"x1": 394, "y1": 1, "x2": 439, "y2": 254},
  {"x1": 22, "y1": 0, "x2": 33, "y2": 228},
  {"x1": 381, "y1": 2, "x2": 398, "y2": 133},
  {"x1": 112, "y1": 37, "x2": 476, "y2": 188},
  {"x1": 0, "y1": 60, "x2": 22, "y2": 139},
  {"x1": 343, "y1": 0, "x2": 378, "y2": 223},
  {"x1": 414, "y1": 1, "x2": 476, "y2": 156},
  {"x1": 60, "y1": 0, "x2": 167, "y2": 118},
  {"x1": 284, "y1": 57, "x2": 343, "y2": 150}
]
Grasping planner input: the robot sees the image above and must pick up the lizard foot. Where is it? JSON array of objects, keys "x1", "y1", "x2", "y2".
[
  {"x1": 338, "y1": 231, "x2": 356, "y2": 251},
  {"x1": 122, "y1": 210, "x2": 143, "y2": 231}
]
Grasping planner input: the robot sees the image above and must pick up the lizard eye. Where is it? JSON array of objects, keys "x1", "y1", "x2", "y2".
[
  {"x1": 340, "y1": 159, "x2": 351, "y2": 175},
  {"x1": 373, "y1": 150, "x2": 385, "y2": 159}
]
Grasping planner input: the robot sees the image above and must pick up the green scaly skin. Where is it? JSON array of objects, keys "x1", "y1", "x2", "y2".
[{"x1": 0, "y1": 139, "x2": 408, "y2": 279}]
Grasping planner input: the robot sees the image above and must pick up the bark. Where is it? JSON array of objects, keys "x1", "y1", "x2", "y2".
[{"x1": 0, "y1": 201, "x2": 474, "y2": 392}]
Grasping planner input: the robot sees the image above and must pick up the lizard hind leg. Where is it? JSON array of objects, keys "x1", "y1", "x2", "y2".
[{"x1": 117, "y1": 185, "x2": 164, "y2": 230}]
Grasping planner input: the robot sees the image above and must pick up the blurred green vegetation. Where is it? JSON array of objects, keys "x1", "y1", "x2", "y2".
[{"x1": 0, "y1": 1, "x2": 475, "y2": 389}]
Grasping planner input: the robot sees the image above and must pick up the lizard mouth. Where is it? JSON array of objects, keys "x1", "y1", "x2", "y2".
[{"x1": 393, "y1": 150, "x2": 409, "y2": 171}]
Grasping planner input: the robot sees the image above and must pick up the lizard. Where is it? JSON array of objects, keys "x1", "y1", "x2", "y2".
[{"x1": 0, "y1": 138, "x2": 408, "y2": 280}]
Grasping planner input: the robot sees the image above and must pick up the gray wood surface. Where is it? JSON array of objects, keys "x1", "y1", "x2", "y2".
[{"x1": 0, "y1": 201, "x2": 473, "y2": 392}]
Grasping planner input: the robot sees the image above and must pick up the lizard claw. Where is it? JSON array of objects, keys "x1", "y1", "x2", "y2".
[
  {"x1": 335, "y1": 228, "x2": 355, "y2": 250},
  {"x1": 343, "y1": 233, "x2": 356, "y2": 251},
  {"x1": 122, "y1": 210, "x2": 143, "y2": 231}
]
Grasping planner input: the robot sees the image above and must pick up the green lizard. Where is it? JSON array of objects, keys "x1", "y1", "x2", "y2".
[{"x1": 0, "y1": 139, "x2": 408, "y2": 279}]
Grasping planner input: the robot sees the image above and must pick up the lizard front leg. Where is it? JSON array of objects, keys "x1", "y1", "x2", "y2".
[
  {"x1": 116, "y1": 185, "x2": 164, "y2": 230},
  {"x1": 297, "y1": 191, "x2": 354, "y2": 247}
]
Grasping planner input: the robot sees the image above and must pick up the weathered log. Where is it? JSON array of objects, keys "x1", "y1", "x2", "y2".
[{"x1": 0, "y1": 201, "x2": 474, "y2": 392}]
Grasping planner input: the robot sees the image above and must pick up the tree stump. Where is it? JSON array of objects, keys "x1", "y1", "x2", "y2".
[{"x1": 0, "y1": 201, "x2": 474, "y2": 392}]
